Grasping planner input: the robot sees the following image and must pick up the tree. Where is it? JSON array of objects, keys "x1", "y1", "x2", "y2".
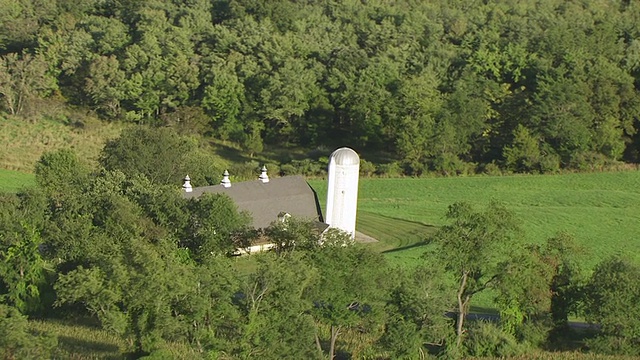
[
  {"x1": 100, "y1": 127, "x2": 196, "y2": 185},
  {"x1": 0, "y1": 188, "x2": 49, "y2": 315},
  {"x1": 0, "y1": 0, "x2": 56, "y2": 52},
  {"x1": 264, "y1": 216, "x2": 324, "y2": 254},
  {"x1": 0, "y1": 304, "x2": 57, "y2": 359},
  {"x1": 503, "y1": 125, "x2": 543, "y2": 173},
  {"x1": 237, "y1": 252, "x2": 319, "y2": 359},
  {"x1": 541, "y1": 232, "x2": 583, "y2": 332},
  {"x1": 35, "y1": 149, "x2": 89, "y2": 201},
  {"x1": 241, "y1": 121, "x2": 264, "y2": 157},
  {"x1": 583, "y1": 256, "x2": 640, "y2": 355},
  {"x1": 378, "y1": 265, "x2": 454, "y2": 359},
  {"x1": 0, "y1": 52, "x2": 56, "y2": 116},
  {"x1": 395, "y1": 69, "x2": 442, "y2": 175},
  {"x1": 305, "y1": 244, "x2": 390, "y2": 359},
  {"x1": 85, "y1": 55, "x2": 127, "y2": 118},
  {"x1": 427, "y1": 201, "x2": 519, "y2": 350},
  {"x1": 55, "y1": 236, "x2": 208, "y2": 354},
  {"x1": 184, "y1": 193, "x2": 252, "y2": 259},
  {"x1": 0, "y1": 222, "x2": 48, "y2": 315},
  {"x1": 201, "y1": 59, "x2": 245, "y2": 141}
]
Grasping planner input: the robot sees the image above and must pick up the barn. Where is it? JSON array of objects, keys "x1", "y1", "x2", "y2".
[{"x1": 181, "y1": 147, "x2": 364, "y2": 252}]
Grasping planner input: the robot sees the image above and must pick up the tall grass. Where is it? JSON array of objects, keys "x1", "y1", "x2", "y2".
[{"x1": 0, "y1": 114, "x2": 124, "y2": 172}]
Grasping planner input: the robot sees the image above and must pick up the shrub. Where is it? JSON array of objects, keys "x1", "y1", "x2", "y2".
[
  {"x1": 431, "y1": 154, "x2": 476, "y2": 176},
  {"x1": 229, "y1": 161, "x2": 260, "y2": 182},
  {"x1": 569, "y1": 151, "x2": 611, "y2": 172},
  {"x1": 278, "y1": 159, "x2": 325, "y2": 177},
  {"x1": 583, "y1": 257, "x2": 640, "y2": 356},
  {"x1": 539, "y1": 151, "x2": 561, "y2": 173},
  {"x1": 359, "y1": 159, "x2": 376, "y2": 177},
  {"x1": 279, "y1": 163, "x2": 298, "y2": 176},
  {"x1": 587, "y1": 335, "x2": 640, "y2": 356},
  {"x1": 480, "y1": 161, "x2": 503, "y2": 176},
  {"x1": 402, "y1": 159, "x2": 427, "y2": 176},
  {"x1": 183, "y1": 150, "x2": 226, "y2": 186},
  {"x1": 0, "y1": 304, "x2": 57, "y2": 359},
  {"x1": 465, "y1": 321, "x2": 528, "y2": 357},
  {"x1": 376, "y1": 162, "x2": 403, "y2": 177}
]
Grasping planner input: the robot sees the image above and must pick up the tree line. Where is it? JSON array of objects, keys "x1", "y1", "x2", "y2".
[
  {"x1": 1, "y1": 132, "x2": 640, "y2": 358},
  {"x1": 1, "y1": 0, "x2": 640, "y2": 174}
]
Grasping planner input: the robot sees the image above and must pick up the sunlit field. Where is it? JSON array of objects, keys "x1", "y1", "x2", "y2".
[
  {"x1": 310, "y1": 171, "x2": 640, "y2": 271},
  {"x1": 0, "y1": 169, "x2": 35, "y2": 193}
]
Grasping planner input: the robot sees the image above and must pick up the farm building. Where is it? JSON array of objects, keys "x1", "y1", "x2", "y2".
[
  {"x1": 181, "y1": 147, "x2": 362, "y2": 252},
  {"x1": 182, "y1": 167, "x2": 326, "y2": 230}
]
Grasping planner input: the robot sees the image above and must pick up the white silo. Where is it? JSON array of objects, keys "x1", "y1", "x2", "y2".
[{"x1": 326, "y1": 147, "x2": 360, "y2": 239}]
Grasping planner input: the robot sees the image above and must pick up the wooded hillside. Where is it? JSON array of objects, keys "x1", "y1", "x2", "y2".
[{"x1": 2, "y1": 0, "x2": 640, "y2": 174}]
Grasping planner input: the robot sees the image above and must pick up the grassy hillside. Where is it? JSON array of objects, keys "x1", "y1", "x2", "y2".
[
  {"x1": 0, "y1": 115, "x2": 124, "y2": 173},
  {"x1": 310, "y1": 171, "x2": 640, "y2": 270}
]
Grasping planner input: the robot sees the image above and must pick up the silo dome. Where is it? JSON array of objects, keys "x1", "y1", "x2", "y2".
[{"x1": 330, "y1": 147, "x2": 360, "y2": 166}]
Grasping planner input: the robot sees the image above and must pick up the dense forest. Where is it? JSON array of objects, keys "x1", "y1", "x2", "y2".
[{"x1": 2, "y1": 0, "x2": 640, "y2": 174}]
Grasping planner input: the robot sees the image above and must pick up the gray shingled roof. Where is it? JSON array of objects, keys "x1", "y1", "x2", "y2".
[{"x1": 183, "y1": 175, "x2": 324, "y2": 229}]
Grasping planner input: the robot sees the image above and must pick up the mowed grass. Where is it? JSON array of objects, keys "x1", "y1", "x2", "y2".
[
  {"x1": 309, "y1": 171, "x2": 640, "y2": 271},
  {"x1": 0, "y1": 168, "x2": 36, "y2": 192}
]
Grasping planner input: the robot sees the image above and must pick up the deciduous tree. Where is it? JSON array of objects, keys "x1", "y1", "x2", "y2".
[{"x1": 427, "y1": 201, "x2": 519, "y2": 350}]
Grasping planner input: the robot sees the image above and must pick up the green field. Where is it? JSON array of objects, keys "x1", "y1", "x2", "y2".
[
  {"x1": 310, "y1": 171, "x2": 640, "y2": 271},
  {"x1": 2, "y1": 169, "x2": 639, "y2": 270},
  {"x1": 0, "y1": 169, "x2": 36, "y2": 193}
]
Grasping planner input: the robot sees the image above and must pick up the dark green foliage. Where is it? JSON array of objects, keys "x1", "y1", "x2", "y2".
[
  {"x1": 100, "y1": 127, "x2": 219, "y2": 186},
  {"x1": 265, "y1": 216, "x2": 324, "y2": 254},
  {"x1": 503, "y1": 125, "x2": 544, "y2": 173},
  {"x1": 305, "y1": 244, "x2": 391, "y2": 359},
  {"x1": 237, "y1": 253, "x2": 319, "y2": 359},
  {"x1": 0, "y1": 52, "x2": 57, "y2": 116},
  {"x1": 3, "y1": 0, "x2": 640, "y2": 173},
  {"x1": 0, "y1": 222, "x2": 47, "y2": 315},
  {"x1": 465, "y1": 321, "x2": 527, "y2": 358},
  {"x1": 184, "y1": 193, "x2": 252, "y2": 259},
  {"x1": 0, "y1": 304, "x2": 57, "y2": 359},
  {"x1": 428, "y1": 201, "x2": 520, "y2": 350},
  {"x1": 0, "y1": 188, "x2": 50, "y2": 315},
  {"x1": 493, "y1": 234, "x2": 584, "y2": 345},
  {"x1": 378, "y1": 265, "x2": 454, "y2": 359},
  {"x1": 583, "y1": 257, "x2": 640, "y2": 355},
  {"x1": 35, "y1": 148, "x2": 89, "y2": 200}
]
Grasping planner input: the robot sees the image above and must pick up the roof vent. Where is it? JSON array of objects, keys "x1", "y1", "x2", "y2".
[
  {"x1": 182, "y1": 175, "x2": 192, "y2": 192},
  {"x1": 220, "y1": 170, "x2": 231, "y2": 188},
  {"x1": 259, "y1": 165, "x2": 269, "y2": 183}
]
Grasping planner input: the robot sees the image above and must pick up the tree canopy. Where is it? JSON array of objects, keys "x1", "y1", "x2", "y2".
[{"x1": 1, "y1": 0, "x2": 639, "y2": 173}]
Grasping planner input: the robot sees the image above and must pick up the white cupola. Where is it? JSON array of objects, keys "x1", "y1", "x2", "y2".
[
  {"x1": 259, "y1": 165, "x2": 269, "y2": 183},
  {"x1": 182, "y1": 175, "x2": 192, "y2": 192},
  {"x1": 221, "y1": 170, "x2": 231, "y2": 188}
]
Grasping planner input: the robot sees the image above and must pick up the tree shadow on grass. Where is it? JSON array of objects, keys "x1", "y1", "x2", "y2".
[
  {"x1": 56, "y1": 335, "x2": 124, "y2": 359},
  {"x1": 381, "y1": 239, "x2": 431, "y2": 254},
  {"x1": 210, "y1": 141, "x2": 252, "y2": 164}
]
